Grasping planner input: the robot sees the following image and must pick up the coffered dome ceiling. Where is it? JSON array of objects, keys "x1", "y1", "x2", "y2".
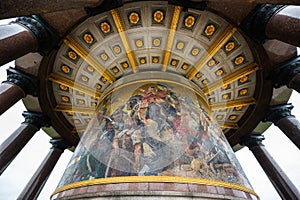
[{"x1": 39, "y1": 1, "x2": 272, "y2": 147}]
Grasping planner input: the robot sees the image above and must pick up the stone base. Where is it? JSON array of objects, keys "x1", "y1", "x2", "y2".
[{"x1": 52, "y1": 183, "x2": 259, "y2": 200}]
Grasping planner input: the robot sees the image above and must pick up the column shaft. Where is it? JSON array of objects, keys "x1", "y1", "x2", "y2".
[
  {"x1": 249, "y1": 145, "x2": 300, "y2": 200},
  {"x1": 0, "y1": 123, "x2": 38, "y2": 174},
  {"x1": 0, "y1": 67, "x2": 39, "y2": 115},
  {"x1": 266, "y1": 6, "x2": 300, "y2": 47},
  {"x1": 0, "y1": 82, "x2": 26, "y2": 115},
  {"x1": 264, "y1": 104, "x2": 300, "y2": 150},
  {"x1": 288, "y1": 73, "x2": 300, "y2": 93},
  {"x1": 275, "y1": 116, "x2": 300, "y2": 149},
  {"x1": 17, "y1": 148, "x2": 64, "y2": 200},
  {"x1": 0, "y1": 23, "x2": 38, "y2": 66}
]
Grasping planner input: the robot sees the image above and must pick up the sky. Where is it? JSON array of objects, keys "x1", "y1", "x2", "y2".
[{"x1": 0, "y1": 19, "x2": 300, "y2": 200}]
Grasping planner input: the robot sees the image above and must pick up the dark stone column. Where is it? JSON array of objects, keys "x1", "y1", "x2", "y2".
[
  {"x1": 17, "y1": 138, "x2": 71, "y2": 200},
  {"x1": 241, "y1": 4, "x2": 300, "y2": 46},
  {"x1": 240, "y1": 134, "x2": 300, "y2": 200},
  {"x1": 272, "y1": 56, "x2": 300, "y2": 93},
  {"x1": 266, "y1": 6, "x2": 300, "y2": 47},
  {"x1": 0, "y1": 23, "x2": 38, "y2": 66},
  {"x1": 240, "y1": 4, "x2": 284, "y2": 44},
  {"x1": 0, "y1": 67, "x2": 38, "y2": 115},
  {"x1": 0, "y1": 15, "x2": 59, "y2": 66},
  {"x1": 264, "y1": 103, "x2": 300, "y2": 150},
  {"x1": 0, "y1": 111, "x2": 50, "y2": 175}
]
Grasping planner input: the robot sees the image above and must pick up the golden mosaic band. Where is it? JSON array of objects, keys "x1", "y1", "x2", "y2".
[
  {"x1": 210, "y1": 97, "x2": 256, "y2": 111},
  {"x1": 54, "y1": 105, "x2": 96, "y2": 114},
  {"x1": 162, "y1": 5, "x2": 181, "y2": 72},
  {"x1": 52, "y1": 176, "x2": 259, "y2": 198},
  {"x1": 220, "y1": 122, "x2": 239, "y2": 129},
  {"x1": 111, "y1": 9, "x2": 138, "y2": 73}
]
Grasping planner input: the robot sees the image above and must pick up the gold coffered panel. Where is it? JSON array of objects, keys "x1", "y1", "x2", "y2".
[
  {"x1": 51, "y1": 1, "x2": 259, "y2": 133},
  {"x1": 111, "y1": 9, "x2": 138, "y2": 73},
  {"x1": 63, "y1": 36, "x2": 115, "y2": 83},
  {"x1": 49, "y1": 73, "x2": 102, "y2": 98},
  {"x1": 186, "y1": 26, "x2": 237, "y2": 80},
  {"x1": 210, "y1": 98, "x2": 256, "y2": 111}
]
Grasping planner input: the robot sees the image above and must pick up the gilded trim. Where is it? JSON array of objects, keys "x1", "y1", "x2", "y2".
[
  {"x1": 210, "y1": 97, "x2": 256, "y2": 111},
  {"x1": 186, "y1": 26, "x2": 237, "y2": 80},
  {"x1": 49, "y1": 73, "x2": 102, "y2": 98},
  {"x1": 64, "y1": 36, "x2": 116, "y2": 83},
  {"x1": 111, "y1": 9, "x2": 138, "y2": 73},
  {"x1": 162, "y1": 6, "x2": 181, "y2": 72},
  {"x1": 55, "y1": 105, "x2": 96, "y2": 114},
  {"x1": 202, "y1": 63, "x2": 259, "y2": 95},
  {"x1": 220, "y1": 122, "x2": 239, "y2": 129},
  {"x1": 52, "y1": 176, "x2": 258, "y2": 198}
]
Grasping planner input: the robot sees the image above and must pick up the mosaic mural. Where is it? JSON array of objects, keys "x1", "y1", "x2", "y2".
[{"x1": 57, "y1": 82, "x2": 252, "y2": 189}]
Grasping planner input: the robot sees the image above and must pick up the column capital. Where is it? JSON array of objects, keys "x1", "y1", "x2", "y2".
[
  {"x1": 272, "y1": 56, "x2": 300, "y2": 88},
  {"x1": 4, "y1": 67, "x2": 39, "y2": 96},
  {"x1": 22, "y1": 111, "x2": 51, "y2": 129},
  {"x1": 13, "y1": 15, "x2": 60, "y2": 56},
  {"x1": 50, "y1": 138, "x2": 72, "y2": 151},
  {"x1": 240, "y1": 134, "x2": 265, "y2": 148},
  {"x1": 240, "y1": 4, "x2": 284, "y2": 43},
  {"x1": 264, "y1": 103, "x2": 294, "y2": 123}
]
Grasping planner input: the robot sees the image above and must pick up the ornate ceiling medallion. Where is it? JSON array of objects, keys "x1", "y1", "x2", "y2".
[
  {"x1": 239, "y1": 88, "x2": 248, "y2": 96},
  {"x1": 152, "y1": 57, "x2": 159, "y2": 63},
  {"x1": 100, "y1": 53, "x2": 108, "y2": 61},
  {"x1": 191, "y1": 48, "x2": 200, "y2": 56},
  {"x1": 234, "y1": 55, "x2": 245, "y2": 65},
  {"x1": 61, "y1": 65, "x2": 71, "y2": 74},
  {"x1": 83, "y1": 33, "x2": 94, "y2": 44},
  {"x1": 184, "y1": 15, "x2": 195, "y2": 28},
  {"x1": 176, "y1": 41, "x2": 185, "y2": 50},
  {"x1": 112, "y1": 67, "x2": 120, "y2": 74},
  {"x1": 239, "y1": 76, "x2": 248, "y2": 83},
  {"x1": 135, "y1": 39, "x2": 143, "y2": 48},
  {"x1": 121, "y1": 61, "x2": 129, "y2": 69},
  {"x1": 67, "y1": 51, "x2": 77, "y2": 60},
  {"x1": 205, "y1": 24, "x2": 215, "y2": 36},
  {"x1": 86, "y1": 66, "x2": 94, "y2": 73},
  {"x1": 61, "y1": 96, "x2": 70, "y2": 103},
  {"x1": 225, "y1": 41, "x2": 235, "y2": 52},
  {"x1": 113, "y1": 45, "x2": 121, "y2": 54},
  {"x1": 196, "y1": 73, "x2": 202, "y2": 78},
  {"x1": 129, "y1": 12, "x2": 140, "y2": 24},
  {"x1": 215, "y1": 69, "x2": 224, "y2": 76},
  {"x1": 207, "y1": 59, "x2": 216, "y2": 67},
  {"x1": 170, "y1": 59, "x2": 178, "y2": 67},
  {"x1": 153, "y1": 10, "x2": 164, "y2": 23},
  {"x1": 229, "y1": 115, "x2": 237, "y2": 120},
  {"x1": 59, "y1": 84, "x2": 68, "y2": 91},
  {"x1": 100, "y1": 21, "x2": 111, "y2": 33},
  {"x1": 153, "y1": 38, "x2": 161, "y2": 47}
]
